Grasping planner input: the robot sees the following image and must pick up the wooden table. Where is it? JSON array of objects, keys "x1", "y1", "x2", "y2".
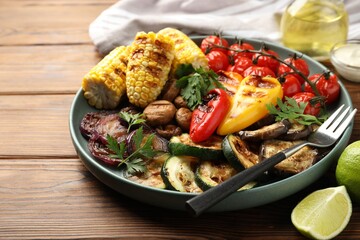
[{"x1": 0, "y1": 1, "x2": 359, "y2": 239}]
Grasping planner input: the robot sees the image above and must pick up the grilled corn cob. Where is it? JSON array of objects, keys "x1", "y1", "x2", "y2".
[
  {"x1": 126, "y1": 31, "x2": 175, "y2": 108},
  {"x1": 82, "y1": 46, "x2": 129, "y2": 109},
  {"x1": 157, "y1": 27, "x2": 208, "y2": 74}
]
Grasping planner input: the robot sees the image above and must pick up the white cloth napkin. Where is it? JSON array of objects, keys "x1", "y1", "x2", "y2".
[{"x1": 89, "y1": 0, "x2": 360, "y2": 55}]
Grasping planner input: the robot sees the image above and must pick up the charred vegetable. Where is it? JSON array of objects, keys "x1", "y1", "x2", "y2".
[
  {"x1": 80, "y1": 111, "x2": 111, "y2": 139},
  {"x1": 195, "y1": 159, "x2": 237, "y2": 190},
  {"x1": 222, "y1": 134, "x2": 259, "y2": 171},
  {"x1": 126, "y1": 31, "x2": 175, "y2": 108},
  {"x1": 189, "y1": 88, "x2": 230, "y2": 143},
  {"x1": 80, "y1": 112, "x2": 128, "y2": 145},
  {"x1": 155, "y1": 124, "x2": 182, "y2": 140},
  {"x1": 143, "y1": 100, "x2": 176, "y2": 127},
  {"x1": 169, "y1": 133, "x2": 224, "y2": 160},
  {"x1": 82, "y1": 46, "x2": 129, "y2": 110},
  {"x1": 239, "y1": 119, "x2": 291, "y2": 141},
  {"x1": 161, "y1": 155, "x2": 202, "y2": 193},
  {"x1": 81, "y1": 112, "x2": 130, "y2": 166},
  {"x1": 260, "y1": 139, "x2": 318, "y2": 175},
  {"x1": 175, "y1": 107, "x2": 192, "y2": 132},
  {"x1": 217, "y1": 71, "x2": 243, "y2": 96},
  {"x1": 246, "y1": 114, "x2": 276, "y2": 130},
  {"x1": 126, "y1": 153, "x2": 170, "y2": 189},
  {"x1": 127, "y1": 128, "x2": 169, "y2": 154},
  {"x1": 217, "y1": 75, "x2": 283, "y2": 135},
  {"x1": 278, "y1": 121, "x2": 312, "y2": 141},
  {"x1": 88, "y1": 133, "x2": 124, "y2": 166}
]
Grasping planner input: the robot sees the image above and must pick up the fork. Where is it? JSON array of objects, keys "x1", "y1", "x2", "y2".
[{"x1": 186, "y1": 104, "x2": 357, "y2": 217}]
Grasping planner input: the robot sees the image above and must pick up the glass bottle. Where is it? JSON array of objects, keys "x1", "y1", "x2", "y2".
[{"x1": 280, "y1": 0, "x2": 348, "y2": 61}]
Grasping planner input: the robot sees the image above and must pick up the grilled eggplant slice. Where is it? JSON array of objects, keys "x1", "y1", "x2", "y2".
[
  {"x1": 260, "y1": 139, "x2": 318, "y2": 175},
  {"x1": 239, "y1": 119, "x2": 291, "y2": 141},
  {"x1": 278, "y1": 121, "x2": 312, "y2": 141},
  {"x1": 127, "y1": 128, "x2": 169, "y2": 154},
  {"x1": 88, "y1": 133, "x2": 122, "y2": 166},
  {"x1": 80, "y1": 111, "x2": 111, "y2": 139},
  {"x1": 246, "y1": 114, "x2": 276, "y2": 130}
]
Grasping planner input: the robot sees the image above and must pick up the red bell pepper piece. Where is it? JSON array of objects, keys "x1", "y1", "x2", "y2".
[{"x1": 189, "y1": 88, "x2": 230, "y2": 143}]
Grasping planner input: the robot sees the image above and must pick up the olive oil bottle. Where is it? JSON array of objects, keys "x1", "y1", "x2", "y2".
[{"x1": 281, "y1": 0, "x2": 348, "y2": 60}]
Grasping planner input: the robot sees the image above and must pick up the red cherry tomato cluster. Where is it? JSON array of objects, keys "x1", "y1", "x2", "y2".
[{"x1": 200, "y1": 35, "x2": 341, "y2": 116}]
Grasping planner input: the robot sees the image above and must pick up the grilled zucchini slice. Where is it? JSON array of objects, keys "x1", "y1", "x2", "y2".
[
  {"x1": 222, "y1": 134, "x2": 259, "y2": 171},
  {"x1": 169, "y1": 133, "x2": 224, "y2": 160},
  {"x1": 195, "y1": 159, "x2": 257, "y2": 191},
  {"x1": 195, "y1": 159, "x2": 236, "y2": 190},
  {"x1": 161, "y1": 155, "x2": 202, "y2": 193}
]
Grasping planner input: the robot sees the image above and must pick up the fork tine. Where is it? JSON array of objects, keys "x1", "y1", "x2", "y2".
[
  {"x1": 333, "y1": 108, "x2": 357, "y2": 138},
  {"x1": 327, "y1": 106, "x2": 350, "y2": 132},
  {"x1": 319, "y1": 104, "x2": 345, "y2": 130}
]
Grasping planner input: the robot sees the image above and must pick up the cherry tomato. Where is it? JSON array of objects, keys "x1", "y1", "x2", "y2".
[
  {"x1": 253, "y1": 48, "x2": 280, "y2": 73},
  {"x1": 243, "y1": 66, "x2": 276, "y2": 78},
  {"x1": 304, "y1": 73, "x2": 340, "y2": 104},
  {"x1": 277, "y1": 56, "x2": 310, "y2": 84},
  {"x1": 206, "y1": 51, "x2": 229, "y2": 72},
  {"x1": 227, "y1": 56, "x2": 253, "y2": 76},
  {"x1": 201, "y1": 36, "x2": 229, "y2": 54},
  {"x1": 292, "y1": 92, "x2": 321, "y2": 116},
  {"x1": 280, "y1": 75, "x2": 302, "y2": 98},
  {"x1": 227, "y1": 42, "x2": 255, "y2": 60}
]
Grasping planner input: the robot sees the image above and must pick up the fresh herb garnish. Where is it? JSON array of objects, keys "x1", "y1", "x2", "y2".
[
  {"x1": 107, "y1": 134, "x2": 126, "y2": 158},
  {"x1": 175, "y1": 63, "x2": 196, "y2": 79},
  {"x1": 106, "y1": 126, "x2": 157, "y2": 175},
  {"x1": 176, "y1": 64, "x2": 225, "y2": 110},
  {"x1": 106, "y1": 112, "x2": 157, "y2": 175},
  {"x1": 266, "y1": 97, "x2": 324, "y2": 125},
  {"x1": 119, "y1": 112, "x2": 146, "y2": 133}
]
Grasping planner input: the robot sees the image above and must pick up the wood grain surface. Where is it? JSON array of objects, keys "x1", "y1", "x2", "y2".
[{"x1": 0, "y1": 0, "x2": 359, "y2": 239}]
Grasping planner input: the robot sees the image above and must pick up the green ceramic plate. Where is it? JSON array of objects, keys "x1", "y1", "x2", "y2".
[{"x1": 69, "y1": 37, "x2": 354, "y2": 212}]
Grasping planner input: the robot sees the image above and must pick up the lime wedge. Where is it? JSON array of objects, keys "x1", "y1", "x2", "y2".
[{"x1": 291, "y1": 186, "x2": 352, "y2": 240}]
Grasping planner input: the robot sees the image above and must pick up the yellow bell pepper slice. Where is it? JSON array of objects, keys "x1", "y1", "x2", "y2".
[
  {"x1": 217, "y1": 75, "x2": 283, "y2": 135},
  {"x1": 217, "y1": 71, "x2": 243, "y2": 96}
]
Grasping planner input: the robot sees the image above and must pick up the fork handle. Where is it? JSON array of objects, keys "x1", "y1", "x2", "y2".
[{"x1": 185, "y1": 142, "x2": 307, "y2": 217}]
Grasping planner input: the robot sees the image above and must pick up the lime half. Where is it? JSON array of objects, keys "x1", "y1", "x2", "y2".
[{"x1": 291, "y1": 186, "x2": 352, "y2": 240}]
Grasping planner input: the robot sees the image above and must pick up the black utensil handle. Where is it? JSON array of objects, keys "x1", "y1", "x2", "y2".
[{"x1": 185, "y1": 151, "x2": 286, "y2": 217}]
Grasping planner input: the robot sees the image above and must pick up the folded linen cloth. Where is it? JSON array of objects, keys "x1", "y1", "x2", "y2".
[{"x1": 89, "y1": 0, "x2": 360, "y2": 55}]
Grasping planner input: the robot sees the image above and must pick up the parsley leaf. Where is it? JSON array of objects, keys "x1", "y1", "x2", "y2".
[
  {"x1": 106, "y1": 126, "x2": 157, "y2": 175},
  {"x1": 126, "y1": 158, "x2": 147, "y2": 175},
  {"x1": 176, "y1": 65, "x2": 224, "y2": 110},
  {"x1": 106, "y1": 134, "x2": 125, "y2": 159},
  {"x1": 267, "y1": 97, "x2": 323, "y2": 125},
  {"x1": 175, "y1": 63, "x2": 195, "y2": 79},
  {"x1": 119, "y1": 112, "x2": 146, "y2": 133},
  {"x1": 131, "y1": 126, "x2": 157, "y2": 159}
]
